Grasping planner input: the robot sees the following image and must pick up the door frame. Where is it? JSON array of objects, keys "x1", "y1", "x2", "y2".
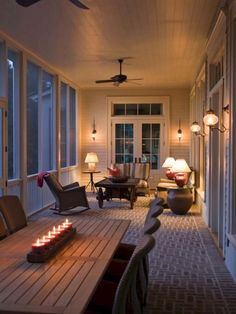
[
  {"x1": 107, "y1": 96, "x2": 170, "y2": 185},
  {"x1": 0, "y1": 97, "x2": 7, "y2": 194}
]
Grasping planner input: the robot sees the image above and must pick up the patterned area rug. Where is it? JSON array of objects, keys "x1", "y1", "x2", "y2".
[{"x1": 33, "y1": 194, "x2": 236, "y2": 314}]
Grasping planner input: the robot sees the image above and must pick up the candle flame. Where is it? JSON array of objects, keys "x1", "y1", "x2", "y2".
[
  {"x1": 53, "y1": 226, "x2": 56, "y2": 232},
  {"x1": 42, "y1": 236, "x2": 46, "y2": 241},
  {"x1": 65, "y1": 219, "x2": 69, "y2": 223},
  {"x1": 48, "y1": 231, "x2": 51, "y2": 236},
  {"x1": 37, "y1": 239, "x2": 40, "y2": 244}
]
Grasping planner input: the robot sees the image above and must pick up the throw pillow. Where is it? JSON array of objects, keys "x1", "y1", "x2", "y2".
[{"x1": 107, "y1": 167, "x2": 120, "y2": 177}]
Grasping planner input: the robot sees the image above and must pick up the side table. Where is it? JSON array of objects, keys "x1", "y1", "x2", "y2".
[
  {"x1": 83, "y1": 171, "x2": 101, "y2": 192},
  {"x1": 167, "y1": 187, "x2": 193, "y2": 215}
]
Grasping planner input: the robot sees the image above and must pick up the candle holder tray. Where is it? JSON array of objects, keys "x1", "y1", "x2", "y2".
[{"x1": 27, "y1": 227, "x2": 76, "y2": 263}]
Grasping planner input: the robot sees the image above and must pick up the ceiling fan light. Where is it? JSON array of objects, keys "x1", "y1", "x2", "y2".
[{"x1": 203, "y1": 109, "x2": 219, "y2": 126}]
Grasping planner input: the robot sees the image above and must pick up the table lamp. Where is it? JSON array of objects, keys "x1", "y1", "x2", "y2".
[
  {"x1": 171, "y1": 159, "x2": 191, "y2": 187},
  {"x1": 162, "y1": 157, "x2": 175, "y2": 179},
  {"x1": 85, "y1": 152, "x2": 99, "y2": 171}
]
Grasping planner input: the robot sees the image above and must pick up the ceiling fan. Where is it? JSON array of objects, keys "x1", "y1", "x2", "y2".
[
  {"x1": 15, "y1": 0, "x2": 89, "y2": 10},
  {"x1": 95, "y1": 59, "x2": 143, "y2": 86}
]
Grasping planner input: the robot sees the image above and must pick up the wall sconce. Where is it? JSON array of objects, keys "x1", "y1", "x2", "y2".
[
  {"x1": 191, "y1": 104, "x2": 229, "y2": 135},
  {"x1": 92, "y1": 119, "x2": 97, "y2": 141},
  {"x1": 177, "y1": 120, "x2": 182, "y2": 141},
  {"x1": 203, "y1": 106, "x2": 229, "y2": 133},
  {"x1": 190, "y1": 121, "x2": 205, "y2": 137}
]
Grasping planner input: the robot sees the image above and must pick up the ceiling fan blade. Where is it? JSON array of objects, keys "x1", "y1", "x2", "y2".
[
  {"x1": 126, "y1": 78, "x2": 143, "y2": 81},
  {"x1": 69, "y1": 0, "x2": 89, "y2": 9},
  {"x1": 95, "y1": 79, "x2": 115, "y2": 83},
  {"x1": 16, "y1": 0, "x2": 40, "y2": 7}
]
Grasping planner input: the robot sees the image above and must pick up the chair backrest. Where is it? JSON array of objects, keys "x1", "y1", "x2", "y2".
[
  {"x1": 131, "y1": 163, "x2": 150, "y2": 180},
  {"x1": 44, "y1": 173, "x2": 63, "y2": 194},
  {"x1": 112, "y1": 234, "x2": 155, "y2": 314},
  {"x1": 0, "y1": 196, "x2": 27, "y2": 234},
  {"x1": 144, "y1": 199, "x2": 164, "y2": 225},
  {"x1": 143, "y1": 217, "x2": 161, "y2": 235},
  {"x1": 0, "y1": 215, "x2": 7, "y2": 240}
]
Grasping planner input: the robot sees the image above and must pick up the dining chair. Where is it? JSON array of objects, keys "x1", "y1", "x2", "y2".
[
  {"x1": 0, "y1": 215, "x2": 7, "y2": 240},
  {"x1": 104, "y1": 217, "x2": 160, "y2": 308},
  {"x1": 114, "y1": 200, "x2": 163, "y2": 261},
  {"x1": 0, "y1": 195, "x2": 27, "y2": 234},
  {"x1": 85, "y1": 234, "x2": 155, "y2": 314}
]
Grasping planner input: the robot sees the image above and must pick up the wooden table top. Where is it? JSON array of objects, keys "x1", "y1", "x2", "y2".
[
  {"x1": 0, "y1": 215, "x2": 130, "y2": 314},
  {"x1": 95, "y1": 178, "x2": 139, "y2": 188}
]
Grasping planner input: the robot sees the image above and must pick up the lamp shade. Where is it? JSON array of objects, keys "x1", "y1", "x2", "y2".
[
  {"x1": 171, "y1": 159, "x2": 191, "y2": 173},
  {"x1": 190, "y1": 121, "x2": 201, "y2": 133},
  {"x1": 162, "y1": 157, "x2": 175, "y2": 168},
  {"x1": 85, "y1": 152, "x2": 99, "y2": 163},
  {"x1": 203, "y1": 109, "x2": 218, "y2": 126}
]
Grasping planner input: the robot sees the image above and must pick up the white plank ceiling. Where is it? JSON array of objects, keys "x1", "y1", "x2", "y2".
[{"x1": 0, "y1": 0, "x2": 222, "y2": 89}]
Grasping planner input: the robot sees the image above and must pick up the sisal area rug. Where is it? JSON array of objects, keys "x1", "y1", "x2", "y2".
[{"x1": 33, "y1": 194, "x2": 236, "y2": 314}]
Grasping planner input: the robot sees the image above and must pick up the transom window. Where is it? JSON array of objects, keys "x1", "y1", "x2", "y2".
[{"x1": 113, "y1": 103, "x2": 162, "y2": 116}]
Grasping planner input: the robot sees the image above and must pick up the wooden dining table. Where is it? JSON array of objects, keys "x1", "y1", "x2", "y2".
[{"x1": 0, "y1": 214, "x2": 130, "y2": 314}]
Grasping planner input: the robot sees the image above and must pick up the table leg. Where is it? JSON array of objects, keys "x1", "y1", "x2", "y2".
[
  {"x1": 96, "y1": 188, "x2": 104, "y2": 208},
  {"x1": 129, "y1": 187, "x2": 136, "y2": 209}
]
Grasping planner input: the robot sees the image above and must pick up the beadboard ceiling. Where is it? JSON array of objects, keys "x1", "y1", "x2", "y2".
[{"x1": 0, "y1": 0, "x2": 222, "y2": 89}]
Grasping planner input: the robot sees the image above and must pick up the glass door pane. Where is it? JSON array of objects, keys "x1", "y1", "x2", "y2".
[
  {"x1": 114, "y1": 123, "x2": 134, "y2": 163},
  {"x1": 142, "y1": 123, "x2": 160, "y2": 169}
]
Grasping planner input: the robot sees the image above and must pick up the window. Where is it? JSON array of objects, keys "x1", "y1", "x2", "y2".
[
  {"x1": 60, "y1": 83, "x2": 67, "y2": 168},
  {"x1": 8, "y1": 50, "x2": 20, "y2": 180},
  {"x1": 69, "y1": 87, "x2": 76, "y2": 166},
  {"x1": 60, "y1": 82, "x2": 77, "y2": 168},
  {"x1": 0, "y1": 41, "x2": 6, "y2": 97},
  {"x1": 113, "y1": 103, "x2": 162, "y2": 116},
  {"x1": 27, "y1": 61, "x2": 55, "y2": 175}
]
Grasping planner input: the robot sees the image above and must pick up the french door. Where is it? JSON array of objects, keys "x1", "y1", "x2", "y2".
[{"x1": 111, "y1": 119, "x2": 166, "y2": 187}]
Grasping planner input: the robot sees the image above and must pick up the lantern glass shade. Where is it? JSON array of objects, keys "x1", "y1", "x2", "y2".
[
  {"x1": 85, "y1": 152, "x2": 99, "y2": 171},
  {"x1": 162, "y1": 157, "x2": 175, "y2": 168},
  {"x1": 171, "y1": 159, "x2": 191, "y2": 173},
  {"x1": 203, "y1": 109, "x2": 219, "y2": 126},
  {"x1": 190, "y1": 122, "x2": 201, "y2": 133}
]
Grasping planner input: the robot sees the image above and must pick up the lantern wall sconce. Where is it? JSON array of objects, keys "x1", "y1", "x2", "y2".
[
  {"x1": 190, "y1": 121, "x2": 205, "y2": 137},
  {"x1": 190, "y1": 104, "x2": 229, "y2": 136},
  {"x1": 92, "y1": 119, "x2": 97, "y2": 141},
  {"x1": 177, "y1": 120, "x2": 182, "y2": 141}
]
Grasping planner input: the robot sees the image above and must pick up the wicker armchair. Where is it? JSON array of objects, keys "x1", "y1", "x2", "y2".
[{"x1": 44, "y1": 173, "x2": 90, "y2": 214}]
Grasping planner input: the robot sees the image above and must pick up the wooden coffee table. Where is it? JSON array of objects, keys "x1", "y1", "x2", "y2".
[{"x1": 95, "y1": 178, "x2": 139, "y2": 209}]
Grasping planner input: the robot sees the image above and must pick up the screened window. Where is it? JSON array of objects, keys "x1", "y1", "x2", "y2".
[
  {"x1": 0, "y1": 42, "x2": 6, "y2": 97},
  {"x1": 27, "y1": 62, "x2": 39, "y2": 175},
  {"x1": 27, "y1": 61, "x2": 55, "y2": 175},
  {"x1": 60, "y1": 83, "x2": 67, "y2": 168},
  {"x1": 8, "y1": 50, "x2": 20, "y2": 180},
  {"x1": 60, "y1": 83, "x2": 77, "y2": 168},
  {"x1": 69, "y1": 87, "x2": 76, "y2": 166}
]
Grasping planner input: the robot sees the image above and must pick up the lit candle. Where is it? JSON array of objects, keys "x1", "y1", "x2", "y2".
[
  {"x1": 57, "y1": 224, "x2": 66, "y2": 235},
  {"x1": 41, "y1": 235, "x2": 51, "y2": 248},
  {"x1": 51, "y1": 226, "x2": 60, "y2": 238},
  {"x1": 46, "y1": 231, "x2": 56, "y2": 243},
  {"x1": 32, "y1": 238, "x2": 45, "y2": 254},
  {"x1": 63, "y1": 219, "x2": 72, "y2": 230}
]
